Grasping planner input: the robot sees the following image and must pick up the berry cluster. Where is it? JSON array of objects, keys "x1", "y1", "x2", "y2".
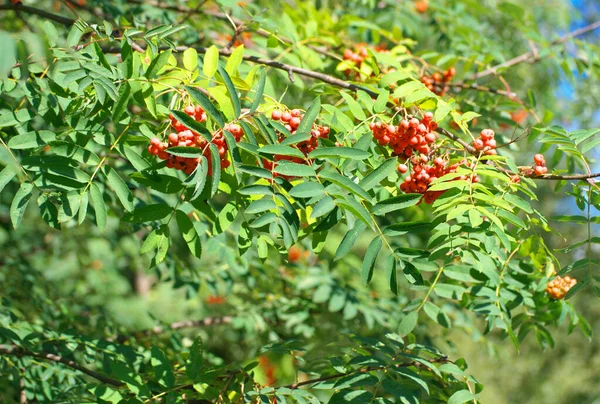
[
  {"x1": 341, "y1": 44, "x2": 388, "y2": 79},
  {"x1": 148, "y1": 105, "x2": 243, "y2": 175},
  {"x1": 533, "y1": 154, "x2": 548, "y2": 176},
  {"x1": 370, "y1": 112, "x2": 438, "y2": 158},
  {"x1": 471, "y1": 129, "x2": 497, "y2": 155},
  {"x1": 546, "y1": 276, "x2": 577, "y2": 299},
  {"x1": 420, "y1": 67, "x2": 456, "y2": 96},
  {"x1": 399, "y1": 157, "x2": 477, "y2": 204},
  {"x1": 262, "y1": 109, "x2": 330, "y2": 177}
]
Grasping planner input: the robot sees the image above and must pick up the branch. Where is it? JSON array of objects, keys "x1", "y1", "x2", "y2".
[
  {"x1": 284, "y1": 356, "x2": 450, "y2": 390},
  {"x1": 0, "y1": 4, "x2": 74, "y2": 26},
  {"x1": 450, "y1": 82, "x2": 517, "y2": 98},
  {"x1": 472, "y1": 20, "x2": 600, "y2": 79},
  {"x1": 111, "y1": 316, "x2": 234, "y2": 342},
  {"x1": 0, "y1": 344, "x2": 124, "y2": 387},
  {"x1": 128, "y1": 0, "x2": 339, "y2": 59}
]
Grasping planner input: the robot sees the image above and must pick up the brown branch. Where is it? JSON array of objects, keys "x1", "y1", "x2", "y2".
[
  {"x1": 111, "y1": 316, "x2": 234, "y2": 343},
  {"x1": 0, "y1": 4, "x2": 74, "y2": 26},
  {"x1": 128, "y1": 0, "x2": 338, "y2": 59},
  {"x1": 285, "y1": 356, "x2": 450, "y2": 390},
  {"x1": 473, "y1": 20, "x2": 600, "y2": 79},
  {"x1": 450, "y1": 82, "x2": 517, "y2": 98},
  {"x1": 0, "y1": 344, "x2": 124, "y2": 387}
]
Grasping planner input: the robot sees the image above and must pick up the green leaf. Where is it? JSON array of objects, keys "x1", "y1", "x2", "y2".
[
  {"x1": 209, "y1": 143, "x2": 221, "y2": 197},
  {"x1": 10, "y1": 182, "x2": 34, "y2": 229},
  {"x1": 150, "y1": 346, "x2": 175, "y2": 388},
  {"x1": 340, "y1": 92, "x2": 367, "y2": 121},
  {"x1": 383, "y1": 221, "x2": 432, "y2": 236},
  {"x1": 274, "y1": 162, "x2": 316, "y2": 177},
  {"x1": 250, "y1": 67, "x2": 266, "y2": 114},
  {"x1": 335, "y1": 221, "x2": 367, "y2": 261},
  {"x1": 373, "y1": 89, "x2": 389, "y2": 113},
  {"x1": 8, "y1": 131, "x2": 56, "y2": 149},
  {"x1": 187, "y1": 336, "x2": 204, "y2": 381},
  {"x1": 38, "y1": 194, "x2": 60, "y2": 229},
  {"x1": 311, "y1": 196, "x2": 336, "y2": 218},
  {"x1": 202, "y1": 45, "x2": 219, "y2": 78},
  {"x1": 183, "y1": 47, "x2": 198, "y2": 72},
  {"x1": 166, "y1": 146, "x2": 205, "y2": 158},
  {"x1": 113, "y1": 83, "x2": 131, "y2": 121},
  {"x1": 89, "y1": 183, "x2": 107, "y2": 231},
  {"x1": 308, "y1": 147, "x2": 370, "y2": 160},
  {"x1": 140, "y1": 225, "x2": 168, "y2": 254},
  {"x1": 246, "y1": 198, "x2": 277, "y2": 214},
  {"x1": 0, "y1": 166, "x2": 16, "y2": 194},
  {"x1": 258, "y1": 144, "x2": 305, "y2": 159},
  {"x1": 319, "y1": 171, "x2": 371, "y2": 201},
  {"x1": 185, "y1": 86, "x2": 225, "y2": 127},
  {"x1": 289, "y1": 181, "x2": 325, "y2": 198},
  {"x1": 359, "y1": 158, "x2": 397, "y2": 191},
  {"x1": 296, "y1": 97, "x2": 321, "y2": 134},
  {"x1": 122, "y1": 203, "x2": 172, "y2": 223},
  {"x1": 448, "y1": 390, "x2": 477, "y2": 404},
  {"x1": 145, "y1": 49, "x2": 172, "y2": 79},
  {"x1": 225, "y1": 44, "x2": 244, "y2": 75},
  {"x1": 335, "y1": 196, "x2": 374, "y2": 228},
  {"x1": 398, "y1": 311, "x2": 418, "y2": 335},
  {"x1": 217, "y1": 65, "x2": 241, "y2": 118},
  {"x1": 372, "y1": 194, "x2": 422, "y2": 215},
  {"x1": 362, "y1": 236, "x2": 382, "y2": 284},
  {"x1": 386, "y1": 255, "x2": 398, "y2": 295},
  {"x1": 103, "y1": 166, "x2": 134, "y2": 212},
  {"x1": 175, "y1": 210, "x2": 202, "y2": 259},
  {"x1": 170, "y1": 110, "x2": 212, "y2": 142}
]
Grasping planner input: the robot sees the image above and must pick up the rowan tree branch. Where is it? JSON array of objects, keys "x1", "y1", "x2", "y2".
[
  {"x1": 111, "y1": 316, "x2": 234, "y2": 342},
  {"x1": 284, "y1": 356, "x2": 450, "y2": 390},
  {"x1": 0, "y1": 344, "x2": 124, "y2": 387},
  {"x1": 472, "y1": 19, "x2": 600, "y2": 79},
  {"x1": 128, "y1": 0, "x2": 339, "y2": 59},
  {"x1": 0, "y1": 3, "x2": 74, "y2": 26}
]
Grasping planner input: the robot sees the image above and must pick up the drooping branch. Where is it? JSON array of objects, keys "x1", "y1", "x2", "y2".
[
  {"x1": 284, "y1": 356, "x2": 450, "y2": 390},
  {"x1": 0, "y1": 3, "x2": 74, "y2": 26},
  {"x1": 0, "y1": 344, "x2": 124, "y2": 387},
  {"x1": 472, "y1": 19, "x2": 600, "y2": 80}
]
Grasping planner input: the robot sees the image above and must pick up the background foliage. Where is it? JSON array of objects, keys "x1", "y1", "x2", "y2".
[{"x1": 0, "y1": 0, "x2": 599, "y2": 403}]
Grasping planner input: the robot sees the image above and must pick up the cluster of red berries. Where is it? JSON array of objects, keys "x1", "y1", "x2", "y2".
[
  {"x1": 370, "y1": 112, "x2": 438, "y2": 158},
  {"x1": 546, "y1": 276, "x2": 577, "y2": 299},
  {"x1": 472, "y1": 129, "x2": 497, "y2": 155},
  {"x1": 262, "y1": 109, "x2": 330, "y2": 178},
  {"x1": 147, "y1": 105, "x2": 243, "y2": 175},
  {"x1": 420, "y1": 67, "x2": 456, "y2": 96},
  {"x1": 341, "y1": 44, "x2": 389, "y2": 79},
  {"x1": 533, "y1": 154, "x2": 548, "y2": 176},
  {"x1": 398, "y1": 157, "x2": 478, "y2": 204}
]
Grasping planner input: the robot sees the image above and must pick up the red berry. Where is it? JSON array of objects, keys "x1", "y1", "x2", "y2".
[
  {"x1": 282, "y1": 112, "x2": 292, "y2": 122},
  {"x1": 398, "y1": 164, "x2": 408, "y2": 173},
  {"x1": 534, "y1": 165, "x2": 546, "y2": 176},
  {"x1": 533, "y1": 154, "x2": 545, "y2": 165},
  {"x1": 272, "y1": 110, "x2": 282, "y2": 120},
  {"x1": 473, "y1": 139, "x2": 484, "y2": 150}
]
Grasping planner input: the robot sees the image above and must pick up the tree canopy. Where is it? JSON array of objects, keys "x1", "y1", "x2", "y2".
[{"x1": 0, "y1": 0, "x2": 599, "y2": 403}]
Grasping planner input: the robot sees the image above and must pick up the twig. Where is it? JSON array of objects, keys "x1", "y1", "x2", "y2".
[
  {"x1": 0, "y1": 3, "x2": 74, "y2": 26},
  {"x1": 0, "y1": 344, "x2": 124, "y2": 387},
  {"x1": 472, "y1": 20, "x2": 600, "y2": 79}
]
